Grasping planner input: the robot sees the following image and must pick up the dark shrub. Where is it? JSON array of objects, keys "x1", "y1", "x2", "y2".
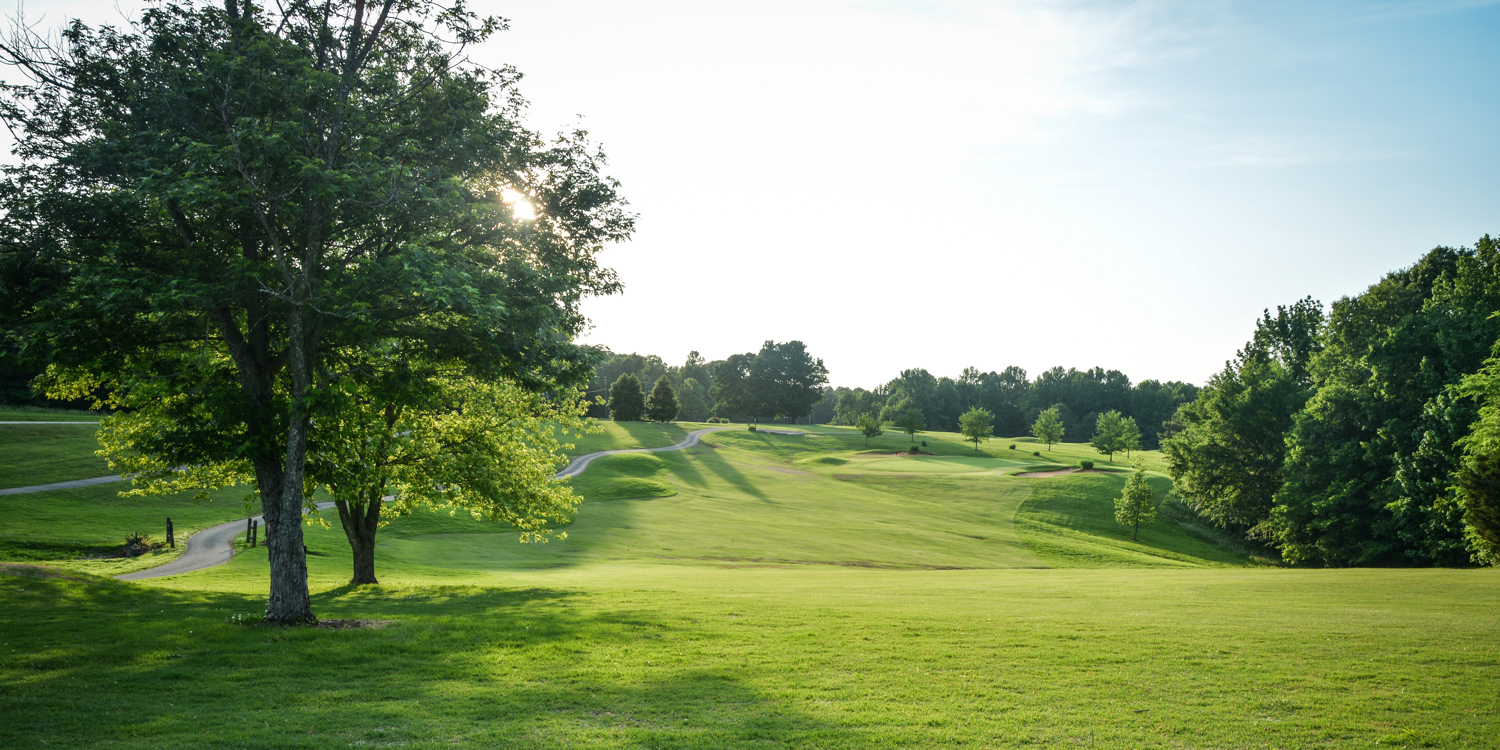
[{"x1": 1080, "y1": 460, "x2": 1094, "y2": 470}]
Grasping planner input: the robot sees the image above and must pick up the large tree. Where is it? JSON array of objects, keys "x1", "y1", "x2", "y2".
[
  {"x1": 1160, "y1": 299, "x2": 1322, "y2": 540},
  {"x1": 749, "y1": 340, "x2": 829, "y2": 424},
  {"x1": 0, "y1": 0, "x2": 631, "y2": 622}
]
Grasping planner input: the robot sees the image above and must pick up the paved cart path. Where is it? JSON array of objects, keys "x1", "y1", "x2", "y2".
[{"x1": 115, "y1": 426, "x2": 736, "y2": 580}]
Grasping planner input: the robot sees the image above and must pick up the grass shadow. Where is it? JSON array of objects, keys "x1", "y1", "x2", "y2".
[{"x1": 0, "y1": 570, "x2": 836, "y2": 747}]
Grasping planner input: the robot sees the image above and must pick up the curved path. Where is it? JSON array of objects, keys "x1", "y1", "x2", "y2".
[
  {"x1": 556, "y1": 426, "x2": 730, "y2": 478},
  {"x1": 116, "y1": 427, "x2": 734, "y2": 581}
]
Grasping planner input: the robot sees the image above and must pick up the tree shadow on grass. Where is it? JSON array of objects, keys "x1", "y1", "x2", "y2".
[
  {"x1": 0, "y1": 571, "x2": 836, "y2": 748},
  {"x1": 692, "y1": 444, "x2": 770, "y2": 502},
  {"x1": 611, "y1": 421, "x2": 690, "y2": 448}
]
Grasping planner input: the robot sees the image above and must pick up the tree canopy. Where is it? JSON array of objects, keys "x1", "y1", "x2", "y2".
[
  {"x1": 1090, "y1": 410, "x2": 1128, "y2": 460},
  {"x1": 646, "y1": 375, "x2": 680, "y2": 422},
  {"x1": 0, "y1": 0, "x2": 631, "y2": 621},
  {"x1": 609, "y1": 373, "x2": 645, "y2": 422},
  {"x1": 1031, "y1": 407, "x2": 1064, "y2": 450},
  {"x1": 1114, "y1": 466, "x2": 1157, "y2": 541},
  {"x1": 895, "y1": 408, "x2": 925, "y2": 443},
  {"x1": 855, "y1": 413, "x2": 883, "y2": 447},
  {"x1": 1164, "y1": 240, "x2": 1500, "y2": 567},
  {"x1": 959, "y1": 407, "x2": 994, "y2": 451}
]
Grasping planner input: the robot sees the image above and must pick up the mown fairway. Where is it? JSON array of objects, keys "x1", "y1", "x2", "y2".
[{"x1": 2, "y1": 419, "x2": 1497, "y2": 748}]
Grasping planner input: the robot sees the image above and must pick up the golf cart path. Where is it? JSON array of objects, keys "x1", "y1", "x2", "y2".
[
  {"x1": 555, "y1": 426, "x2": 732, "y2": 478},
  {"x1": 117, "y1": 426, "x2": 735, "y2": 581}
]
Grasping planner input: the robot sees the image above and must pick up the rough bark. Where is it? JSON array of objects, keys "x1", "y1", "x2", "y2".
[{"x1": 336, "y1": 491, "x2": 383, "y2": 586}]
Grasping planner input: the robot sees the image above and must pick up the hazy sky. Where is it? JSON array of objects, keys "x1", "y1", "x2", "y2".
[{"x1": 11, "y1": 1, "x2": 1500, "y2": 388}]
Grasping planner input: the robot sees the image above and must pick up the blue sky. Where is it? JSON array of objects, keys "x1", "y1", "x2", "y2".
[{"x1": 13, "y1": 0, "x2": 1500, "y2": 387}]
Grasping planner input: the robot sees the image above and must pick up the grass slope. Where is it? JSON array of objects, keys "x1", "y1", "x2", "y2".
[
  {"x1": 4, "y1": 419, "x2": 1499, "y2": 747},
  {"x1": 3, "y1": 564, "x2": 1497, "y2": 748},
  {"x1": 0, "y1": 422, "x2": 111, "y2": 489}
]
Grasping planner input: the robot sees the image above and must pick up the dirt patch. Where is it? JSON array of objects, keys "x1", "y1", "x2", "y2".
[
  {"x1": 855, "y1": 451, "x2": 899, "y2": 456},
  {"x1": 1015, "y1": 468, "x2": 1078, "y2": 478},
  {"x1": 1014, "y1": 467, "x2": 1114, "y2": 478}
]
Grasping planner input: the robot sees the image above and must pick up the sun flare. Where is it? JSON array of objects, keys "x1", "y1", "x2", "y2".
[{"x1": 501, "y1": 187, "x2": 536, "y2": 221}]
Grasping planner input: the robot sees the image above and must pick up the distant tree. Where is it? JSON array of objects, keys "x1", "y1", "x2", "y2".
[
  {"x1": 609, "y1": 373, "x2": 645, "y2": 421},
  {"x1": 856, "y1": 413, "x2": 884, "y2": 447},
  {"x1": 676, "y1": 378, "x2": 711, "y2": 422},
  {"x1": 1115, "y1": 465, "x2": 1157, "y2": 541},
  {"x1": 1031, "y1": 407, "x2": 1065, "y2": 450},
  {"x1": 1091, "y1": 410, "x2": 1128, "y2": 461},
  {"x1": 1121, "y1": 416, "x2": 1142, "y2": 458},
  {"x1": 809, "y1": 386, "x2": 838, "y2": 425},
  {"x1": 895, "y1": 408, "x2": 925, "y2": 443},
  {"x1": 711, "y1": 353, "x2": 759, "y2": 421},
  {"x1": 681, "y1": 351, "x2": 712, "y2": 389},
  {"x1": 959, "y1": 407, "x2": 995, "y2": 451},
  {"x1": 749, "y1": 340, "x2": 830, "y2": 423},
  {"x1": 646, "y1": 375, "x2": 680, "y2": 422}
]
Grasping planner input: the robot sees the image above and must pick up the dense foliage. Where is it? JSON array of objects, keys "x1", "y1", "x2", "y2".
[
  {"x1": 0, "y1": 0, "x2": 631, "y2": 619},
  {"x1": 1165, "y1": 239, "x2": 1500, "y2": 567},
  {"x1": 586, "y1": 350, "x2": 1195, "y2": 439}
]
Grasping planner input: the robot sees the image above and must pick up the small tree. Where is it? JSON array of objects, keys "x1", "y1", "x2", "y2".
[
  {"x1": 1031, "y1": 407, "x2": 1065, "y2": 450},
  {"x1": 1121, "y1": 417, "x2": 1142, "y2": 458},
  {"x1": 896, "y1": 408, "x2": 925, "y2": 443},
  {"x1": 855, "y1": 413, "x2": 883, "y2": 447},
  {"x1": 609, "y1": 373, "x2": 645, "y2": 421},
  {"x1": 1092, "y1": 410, "x2": 1128, "y2": 460},
  {"x1": 1114, "y1": 465, "x2": 1157, "y2": 540},
  {"x1": 646, "y1": 375, "x2": 680, "y2": 422},
  {"x1": 959, "y1": 407, "x2": 995, "y2": 451}
]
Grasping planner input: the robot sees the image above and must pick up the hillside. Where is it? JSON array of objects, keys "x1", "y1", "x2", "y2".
[{"x1": 3, "y1": 417, "x2": 1498, "y2": 748}]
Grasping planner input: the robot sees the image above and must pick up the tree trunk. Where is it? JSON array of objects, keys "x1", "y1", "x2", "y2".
[
  {"x1": 256, "y1": 458, "x2": 313, "y2": 624},
  {"x1": 336, "y1": 490, "x2": 383, "y2": 586}
]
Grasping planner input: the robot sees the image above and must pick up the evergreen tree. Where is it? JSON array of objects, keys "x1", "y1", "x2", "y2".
[
  {"x1": 1115, "y1": 465, "x2": 1157, "y2": 541},
  {"x1": 959, "y1": 406, "x2": 995, "y2": 451},
  {"x1": 1031, "y1": 407, "x2": 1065, "y2": 450},
  {"x1": 646, "y1": 375, "x2": 680, "y2": 422},
  {"x1": 609, "y1": 373, "x2": 645, "y2": 421}
]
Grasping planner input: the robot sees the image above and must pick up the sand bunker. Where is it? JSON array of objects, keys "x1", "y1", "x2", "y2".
[{"x1": 1014, "y1": 467, "x2": 1112, "y2": 478}]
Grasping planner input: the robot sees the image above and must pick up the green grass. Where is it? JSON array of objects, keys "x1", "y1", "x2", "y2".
[
  {"x1": 0, "y1": 422, "x2": 111, "y2": 489},
  {"x1": 3, "y1": 564, "x2": 1498, "y2": 748},
  {"x1": 0, "y1": 406, "x2": 103, "y2": 422},
  {"x1": 0, "y1": 483, "x2": 253, "y2": 576},
  {"x1": 563, "y1": 420, "x2": 697, "y2": 456},
  {"x1": 3, "y1": 420, "x2": 1498, "y2": 747}
]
